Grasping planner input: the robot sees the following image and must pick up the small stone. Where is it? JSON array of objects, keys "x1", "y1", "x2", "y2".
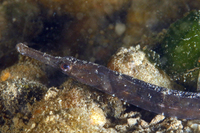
[
  {"x1": 127, "y1": 118, "x2": 139, "y2": 126},
  {"x1": 150, "y1": 115, "x2": 165, "y2": 125}
]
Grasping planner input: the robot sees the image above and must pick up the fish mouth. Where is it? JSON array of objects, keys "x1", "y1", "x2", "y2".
[{"x1": 16, "y1": 43, "x2": 62, "y2": 69}]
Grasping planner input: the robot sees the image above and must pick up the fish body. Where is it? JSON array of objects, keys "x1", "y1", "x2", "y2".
[{"x1": 16, "y1": 43, "x2": 200, "y2": 120}]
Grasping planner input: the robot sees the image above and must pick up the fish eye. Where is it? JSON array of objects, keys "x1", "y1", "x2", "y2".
[{"x1": 60, "y1": 63, "x2": 72, "y2": 71}]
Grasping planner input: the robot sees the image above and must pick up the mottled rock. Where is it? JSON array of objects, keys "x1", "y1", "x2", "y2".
[
  {"x1": 0, "y1": 55, "x2": 47, "y2": 84},
  {"x1": 0, "y1": 78, "x2": 47, "y2": 132},
  {"x1": 108, "y1": 45, "x2": 174, "y2": 89}
]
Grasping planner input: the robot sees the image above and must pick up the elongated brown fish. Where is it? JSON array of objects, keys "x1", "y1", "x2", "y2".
[{"x1": 16, "y1": 43, "x2": 200, "y2": 120}]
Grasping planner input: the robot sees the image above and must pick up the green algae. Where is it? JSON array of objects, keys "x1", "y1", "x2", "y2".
[
  {"x1": 159, "y1": 10, "x2": 200, "y2": 75},
  {"x1": 156, "y1": 10, "x2": 200, "y2": 90}
]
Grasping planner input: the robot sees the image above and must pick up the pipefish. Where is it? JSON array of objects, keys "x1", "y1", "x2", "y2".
[{"x1": 16, "y1": 43, "x2": 200, "y2": 120}]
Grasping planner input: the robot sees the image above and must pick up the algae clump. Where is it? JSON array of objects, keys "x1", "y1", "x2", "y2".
[
  {"x1": 159, "y1": 10, "x2": 200, "y2": 76},
  {"x1": 157, "y1": 10, "x2": 200, "y2": 90}
]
